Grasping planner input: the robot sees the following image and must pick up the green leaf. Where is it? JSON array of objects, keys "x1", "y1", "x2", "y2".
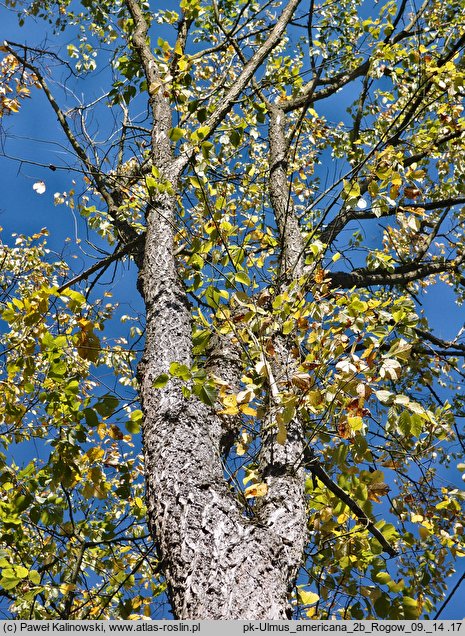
[
  {"x1": 229, "y1": 130, "x2": 241, "y2": 147},
  {"x1": 374, "y1": 595, "x2": 390, "y2": 618},
  {"x1": 125, "y1": 420, "x2": 140, "y2": 434},
  {"x1": 169, "y1": 127, "x2": 185, "y2": 141},
  {"x1": 410, "y1": 413, "x2": 423, "y2": 437},
  {"x1": 374, "y1": 571, "x2": 392, "y2": 585},
  {"x1": 153, "y1": 373, "x2": 170, "y2": 388},
  {"x1": 28, "y1": 570, "x2": 41, "y2": 585},
  {"x1": 84, "y1": 408, "x2": 99, "y2": 427},
  {"x1": 398, "y1": 410, "x2": 412, "y2": 436},
  {"x1": 282, "y1": 319, "x2": 294, "y2": 335},
  {"x1": 234, "y1": 271, "x2": 251, "y2": 286},
  {"x1": 195, "y1": 125, "x2": 210, "y2": 140},
  {"x1": 60, "y1": 288, "x2": 86, "y2": 310},
  {"x1": 130, "y1": 409, "x2": 143, "y2": 422},
  {"x1": 402, "y1": 596, "x2": 419, "y2": 619},
  {"x1": 169, "y1": 362, "x2": 191, "y2": 381},
  {"x1": 94, "y1": 394, "x2": 119, "y2": 417},
  {"x1": 126, "y1": 409, "x2": 143, "y2": 434},
  {"x1": 14, "y1": 565, "x2": 29, "y2": 579},
  {"x1": 193, "y1": 382, "x2": 217, "y2": 406},
  {"x1": 0, "y1": 576, "x2": 21, "y2": 590},
  {"x1": 201, "y1": 141, "x2": 213, "y2": 159}
]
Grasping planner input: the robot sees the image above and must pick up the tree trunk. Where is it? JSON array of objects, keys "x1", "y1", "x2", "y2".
[{"x1": 136, "y1": 177, "x2": 307, "y2": 617}]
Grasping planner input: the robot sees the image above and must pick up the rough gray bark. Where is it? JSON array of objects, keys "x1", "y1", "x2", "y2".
[{"x1": 268, "y1": 104, "x2": 306, "y2": 280}]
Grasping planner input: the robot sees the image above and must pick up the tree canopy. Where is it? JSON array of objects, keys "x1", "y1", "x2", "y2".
[{"x1": 0, "y1": 0, "x2": 465, "y2": 620}]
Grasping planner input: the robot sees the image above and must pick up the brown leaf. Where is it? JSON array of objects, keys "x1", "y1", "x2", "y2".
[
  {"x1": 265, "y1": 339, "x2": 276, "y2": 357},
  {"x1": 368, "y1": 482, "x2": 390, "y2": 502},
  {"x1": 291, "y1": 372, "x2": 313, "y2": 390},
  {"x1": 337, "y1": 418, "x2": 353, "y2": 441},
  {"x1": 404, "y1": 187, "x2": 421, "y2": 199},
  {"x1": 314, "y1": 268, "x2": 326, "y2": 284},
  {"x1": 256, "y1": 288, "x2": 272, "y2": 306}
]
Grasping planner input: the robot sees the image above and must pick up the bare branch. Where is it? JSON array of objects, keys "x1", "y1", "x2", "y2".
[
  {"x1": 414, "y1": 327, "x2": 465, "y2": 355},
  {"x1": 5, "y1": 42, "x2": 142, "y2": 255},
  {"x1": 434, "y1": 570, "x2": 465, "y2": 619},
  {"x1": 56, "y1": 237, "x2": 144, "y2": 294}
]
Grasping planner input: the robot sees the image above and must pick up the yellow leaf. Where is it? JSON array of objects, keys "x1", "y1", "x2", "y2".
[
  {"x1": 222, "y1": 394, "x2": 237, "y2": 407},
  {"x1": 239, "y1": 404, "x2": 257, "y2": 416},
  {"x1": 419, "y1": 525, "x2": 431, "y2": 539},
  {"x1": 148, "y1": 80, "x2": 162, "y2": 94},
  {"x1": 283, "y1": 319, "x2": 294, "y2": 335},
  {"x1": 86, "y1": 447, "x2": 105, "y2": 463},
  {"x1": 77, "y1": 318, "x2": 93, "y2": 331},
  {"x1": 244, "y1": 482, "x2": 268, "y2": 499},
  {"x1": 243, "y1": 467, "x2": 260, "y2": 486},
  {"x1": 347, "y1": 415, "x2": 363, "y2": 431},
  {"x1": 218, "y1": 405, "x2": 239, "y2": 416},
  {"x1": 219, "y1": 393, "x2": 239, "y2": 415},
  {"x1": 255, "y1": 360, "x2": 267, "y2": 376},
  {"x1": 237, "y1": 430, "x2": 252, "y2": 456},
  {"x1": 76, "y1": 324, "x2": 101, "y2": 362},
  {"x1": 236, "y1": 443, "x2": 247, "y2": 456},
  {"x1": 236, "y1": 388, "x2": 254, "y2": 404},
  {"x1": 299, "y1": 590, "x2": 320, "y2": 605},
  {"x1": 276, "y1": 421, "x2": 287, "y2": 445},
  {"x1": 307, "y1": 390, "x2": 323, "y2": 407}
]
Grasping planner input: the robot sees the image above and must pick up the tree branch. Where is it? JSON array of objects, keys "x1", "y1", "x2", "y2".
[
  {"x1": 125, "y1": 0, "x2": 173, "y2": 169},
  {"x1": 56, "y1": 237, "x2": 144, "y2": 294},
  {"x1": 329, "y1": 257, "x2": 463, "y2": 289},
  {"x1": 434, "y1": 570, "x2": 465, "y2": 619},
  {"x1": 320, "y1": 196, "x2": 465, "y2": 248},
  {"x1": 414, "y1": 327, "x2": 465, "y2": 355},
  {"x1": 404, "y1": 129, "x2": 465, "y2": 168},
  {"x1": 306, "y1": 455, "x2": 398, "y2": 557},
  {"x1": 267, "y1": 104, "x2": 306, "y2": 279},
  {"x1": 283, "y1": 0, "x2": 456, "y2": 115}
]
